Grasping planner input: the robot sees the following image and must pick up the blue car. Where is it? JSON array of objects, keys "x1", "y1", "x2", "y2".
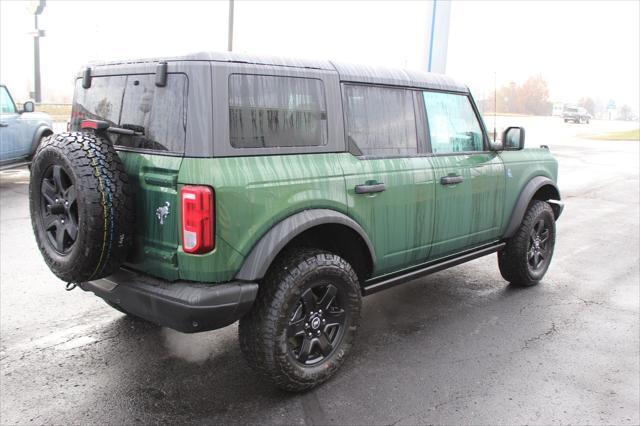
[{"x1": 0, "y1": 85, "x2": 53, "y2": 170}]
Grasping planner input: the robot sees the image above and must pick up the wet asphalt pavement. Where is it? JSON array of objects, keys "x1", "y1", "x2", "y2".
[{"x1": 1, "y1": 117, "x2": 638, "y2": 425}]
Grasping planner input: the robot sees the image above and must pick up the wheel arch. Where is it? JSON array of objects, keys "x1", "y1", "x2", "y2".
[
  {"x1": 234, "y1": 209, "x2": 376, "y2": 284},
  {"x1": 28, "y1": 126, "x2": 54, "y2": 159},
  {"x1": 503, "y1": 176, "x2": 563, "y2": 239}
]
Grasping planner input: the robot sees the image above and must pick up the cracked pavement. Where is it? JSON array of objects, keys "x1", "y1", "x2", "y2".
[{"x1": 1, "y1": 117, "x2": 638, "y2": 424}]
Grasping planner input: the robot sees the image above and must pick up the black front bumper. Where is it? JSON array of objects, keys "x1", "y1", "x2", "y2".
[{"x1": 80, "y1": 269, "x2": 258, "y2": 333}]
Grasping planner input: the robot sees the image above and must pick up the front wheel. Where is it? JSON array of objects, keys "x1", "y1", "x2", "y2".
[
  {"x1": 498, "y1": 200, "x2": 556, "y2": 286},
  {"x1": 239, "y1": 249, "x2": 362, "y2": 392}
]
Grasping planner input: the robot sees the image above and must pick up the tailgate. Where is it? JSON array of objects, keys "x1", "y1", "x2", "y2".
[{"x1": 118, "y1": 151, "x2": 183, "y2": 281}]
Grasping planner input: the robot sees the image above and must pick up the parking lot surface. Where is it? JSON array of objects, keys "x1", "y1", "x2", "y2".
[{"x1": 1, "y1": 117, "x2": 638, "y2": 424}]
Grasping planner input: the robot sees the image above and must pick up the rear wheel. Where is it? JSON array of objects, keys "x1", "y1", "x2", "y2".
[
  {"x1": 498, "y1": 200, "x2": 556, "y2": 286},
  {"x1": 239, "y1": 248, "x2": 361, "y2": 391}
]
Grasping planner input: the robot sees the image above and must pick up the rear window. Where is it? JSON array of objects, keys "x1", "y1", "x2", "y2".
[
  {"x1": 228, "y1": 74, "x2": 328, "y2": 148},
  {"x1": 72, "y1": 74, "x2": 187, "y2": 153}
]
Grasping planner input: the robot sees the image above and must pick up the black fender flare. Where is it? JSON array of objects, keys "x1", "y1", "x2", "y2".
[
  {"x1": 503, "y1": 176, "x2": 563, "y2": 239},
  {"x1": 234, "y1": 209, "x2": 376, "y2": 282},
  {"x1": 29, "y1": 125, "x2": 54, "y2": 158}
]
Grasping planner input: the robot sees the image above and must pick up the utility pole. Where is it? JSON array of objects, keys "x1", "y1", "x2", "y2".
[
  {"x1": 32, "y1": 0, "x2": 46, "y2": 103},
  {"x1": 227, "y1": 0, "x2": 234, "y2": 52}
]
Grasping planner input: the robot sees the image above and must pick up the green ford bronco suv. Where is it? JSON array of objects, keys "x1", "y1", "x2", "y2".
[{"x1": 29, "y1": 52, "x2": 563, "y2": 391}]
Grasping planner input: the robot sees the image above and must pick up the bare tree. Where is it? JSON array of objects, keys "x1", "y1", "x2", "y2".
[
  {"x1": 520, "y1": 75, "x2": 551, "y2": 116},
  {"x1": 578, "y1": 97, "x2": 596, "y2": 115},
  {"x1": 482, "y1": 75, "x2": 551, "y2": 116},
  {"x1": 617, "y1": 104, "x2": 634, "y2": 121}
]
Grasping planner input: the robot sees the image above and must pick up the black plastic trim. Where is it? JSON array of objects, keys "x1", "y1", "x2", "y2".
[
  {"x1": 155, "y1": 62, "x2": 168, "y2": 87},
  {"x1": 503, "y1": 176, "x2": 561, "y2": 238},
  {"x1": 235, "y1": 209, "x2": 376, "y2": 282},
  {"x1": 363, "y1": 241, "x2": 505, "y2": 296},
  {"x1": 82, "y1": 67, "x2": 92, "y2": 89},
  {"x1": 80, "y1": 268, "x2": 258, "y2": 333},
  {"x1": 29, "y1": 125, "x2": 53, "y2": 157}
]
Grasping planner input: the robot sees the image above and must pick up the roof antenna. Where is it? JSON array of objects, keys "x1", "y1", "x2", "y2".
[{"x1": 493, "y1": 71, "x2": 497, "y2": 142}]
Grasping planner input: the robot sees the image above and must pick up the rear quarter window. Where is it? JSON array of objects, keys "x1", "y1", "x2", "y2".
[
  {"x1": 228, "y1": 74, "x2": 328, "y2": 148},
  {"x1": 71, "y1": 73, "x2": 188, "y2": 154}
]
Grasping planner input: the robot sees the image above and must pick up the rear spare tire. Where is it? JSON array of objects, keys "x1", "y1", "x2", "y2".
[{"x1": 29, "y1": 132, "x2": 134, "y2": 283}]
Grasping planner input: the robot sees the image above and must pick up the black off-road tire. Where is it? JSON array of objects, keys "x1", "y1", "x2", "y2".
[
  {"x1": 238, "y1": 249, "x2": 362, "y2": 392},
  {"x1": 498, "y1": 200, "x2": 556, "y2": 286},
  {"x1": 29, "y1": 132, "x2": 134, "y2": 283}
]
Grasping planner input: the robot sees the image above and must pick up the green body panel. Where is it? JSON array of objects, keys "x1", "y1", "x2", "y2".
[
  {"x1": 118, "y1": 151, "x2": 183, "y2": 281},
  {"x1": 177, "y1": 153, "x2": 348, "y2": 282},
  {"x1": 427, "y1": 153, "x2": 505, "y2": 258},
  {"x1": 498, "y1": 148, "x2": 559, "y2": 235},
  {"x1": 339, "y1": 154, "x2": 435, "y2": 275},
  {"x1": 118, "y1": 147, "x2": 558, "y2": 285}
]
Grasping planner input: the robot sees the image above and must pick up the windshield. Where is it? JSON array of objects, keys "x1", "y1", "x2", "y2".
[{"x1": 0, "y1": 86, "x2": 16, "y2": 114}]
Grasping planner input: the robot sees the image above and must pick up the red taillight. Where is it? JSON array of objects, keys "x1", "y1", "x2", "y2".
[
  {"x1": 181, "y1": 186, "x2": 215, "y2": 254},
  {"x1": 80, "y1": 119, "x2": 109, "y2": 131}
]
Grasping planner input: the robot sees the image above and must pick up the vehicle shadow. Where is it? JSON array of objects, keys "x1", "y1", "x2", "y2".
[{"x1": 75, "y1": 264, "x2": 553, "y2": 424}]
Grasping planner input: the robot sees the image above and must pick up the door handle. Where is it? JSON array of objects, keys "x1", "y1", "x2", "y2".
[
  {"x1": 0, "y1": 122, "x2": 8, "y2": 127},
  {"x1": 355, "y1": 182, "x2": 386, "y2": 194},
  {"x1": 440, "y1": 175, "x2": 464, "y2": 185}
]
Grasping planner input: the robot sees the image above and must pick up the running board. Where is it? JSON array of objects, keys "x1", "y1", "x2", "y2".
[{"x1": 362, "y1": 242, "x2": 506, "y2": 296}]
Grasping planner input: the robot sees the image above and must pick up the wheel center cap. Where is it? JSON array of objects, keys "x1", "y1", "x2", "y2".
[
  {"x1": 310, "y1": 317, "x2": 321, "y2": 330},
  {"x1": 49, "y1": 202, "x2": 66, "y2": 215}
]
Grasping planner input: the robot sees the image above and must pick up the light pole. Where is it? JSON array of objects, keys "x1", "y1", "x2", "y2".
[
  {"x1": 227, "y1": 0, "x2": 234, "y2": 52},
  {"x1": 32, "y1": 0, "x2": 46, "y2": 103}
]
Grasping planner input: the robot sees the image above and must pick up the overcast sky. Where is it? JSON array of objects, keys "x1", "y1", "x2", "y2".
[{"x1": 1, "y1": 0, "x2": 638, "y2": 113}]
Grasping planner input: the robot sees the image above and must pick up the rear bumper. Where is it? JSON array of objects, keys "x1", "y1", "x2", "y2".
[{"x1": 80, "y1": 269, "x2": 258, "y2": 333}]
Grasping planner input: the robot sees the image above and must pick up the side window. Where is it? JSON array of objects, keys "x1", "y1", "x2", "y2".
[
  {"x1": 422, "y1": 91, "x2": 484, "y2": 153},
  {"x1": 0, "y1": 87, "x2": 16, "y2": 114},
  {"x1": 72, "y1": 76, "x2": 126, "y2": 126},
  {"x1": 117, "y1": 74, "x2": 187, "y2": 153},
  {"x1": 343, "y1": 85, "x2": 417, "y2": 157},
  {"x1": 229, "y1": 74, "x2": 328, "y2": 148}
]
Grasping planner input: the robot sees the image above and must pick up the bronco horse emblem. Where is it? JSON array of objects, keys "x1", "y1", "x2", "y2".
[{"x1": 155, "y1": 201, "x2": 171, "y2": 225}]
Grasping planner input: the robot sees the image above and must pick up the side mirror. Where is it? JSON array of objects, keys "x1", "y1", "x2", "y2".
[
  {"x1": 22, "y1": 101, "x2": 35, "y2": 113},
  {"x1": 502, "y1": 126, "x2": 525, "y2": 150}
]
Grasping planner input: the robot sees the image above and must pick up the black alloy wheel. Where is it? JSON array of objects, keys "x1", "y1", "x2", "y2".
[
  {"x1": 287, "y1": 283, "x2": 347, "y2": 365},
  {"x1": 528, "y1": 218, "x2": 551, "y2": 272},
  {"x1": 39, "y1": 164, "x2": 78, "y2": 254}
]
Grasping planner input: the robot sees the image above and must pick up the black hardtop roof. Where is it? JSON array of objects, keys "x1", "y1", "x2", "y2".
[{"x1": 83, "y1": 51, "x2": 469, "y2": 93}]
